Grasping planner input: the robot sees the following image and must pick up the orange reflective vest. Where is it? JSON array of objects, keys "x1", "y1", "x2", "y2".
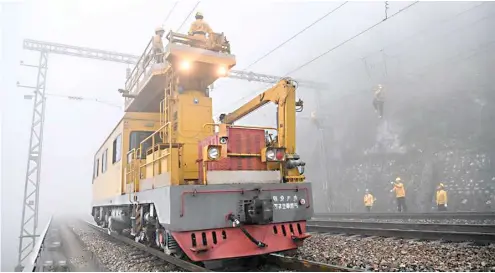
[
  {"x1": 364, "y1": 194, "x2": 374, "y2": 207},
  {"x1": 436, "y1": 189, "x2": 447, "y2": 205},
  {"x1": 188, "y1": 19, "x2": 213, "y2": 36},
  {"x1": 393, "y1": 183, "x2": 406, "y2": 198}
]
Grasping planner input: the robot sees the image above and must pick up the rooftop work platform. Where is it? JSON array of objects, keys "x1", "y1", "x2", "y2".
[{"x1": 122, "y1": 31, "x2": 236, "y2": 113}]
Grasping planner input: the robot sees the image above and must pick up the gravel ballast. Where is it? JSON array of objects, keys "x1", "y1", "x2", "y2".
[
  {"x1": 297, "y1": 233, "x2": 495, "y2": 272},
  {"x1": 69, "y1": 222, "x2": 183, "y2": 272}
]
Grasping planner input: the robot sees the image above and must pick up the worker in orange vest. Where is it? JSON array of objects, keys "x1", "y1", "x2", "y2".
[
  {"x1": 188, "y1": 12, "x2": 213, "y2": 39},
  {"x1": 436, "y1": 183, "x2": 448, "y2": 211},
  {"x1": 390, "y1": 177, "x2": 407, "y2": 212},
  {"x1": 363, "y1": 189, "x2": 376, "y2": 212}
]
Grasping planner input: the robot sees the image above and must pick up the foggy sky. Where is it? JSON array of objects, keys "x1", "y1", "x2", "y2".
[{"x1": 2, "y1": 0, "x2": 494, "y2": 271}]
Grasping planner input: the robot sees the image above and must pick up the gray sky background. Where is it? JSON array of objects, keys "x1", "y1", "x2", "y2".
[{"x1": 2, "y1": 0, "x2": 493, "y2": 270}]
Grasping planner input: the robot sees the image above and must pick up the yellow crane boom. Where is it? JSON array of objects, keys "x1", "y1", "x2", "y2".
[{"x1": 218, "y1": 78, "x2": 305, "y2": 182}]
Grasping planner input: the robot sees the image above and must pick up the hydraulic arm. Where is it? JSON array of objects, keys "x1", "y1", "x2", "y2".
[{"x1": 219, "y1": 78, "x2": 305, "y2": 182}]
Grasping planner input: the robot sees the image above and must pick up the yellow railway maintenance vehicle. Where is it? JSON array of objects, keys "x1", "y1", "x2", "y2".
[{"x1": 91, "y1": 29, "x2": 314, "y2": 266}]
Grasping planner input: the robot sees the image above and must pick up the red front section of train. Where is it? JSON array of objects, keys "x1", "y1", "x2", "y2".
[{"x1": 172, "y1": 221, "x2": 310, "y2": 261}]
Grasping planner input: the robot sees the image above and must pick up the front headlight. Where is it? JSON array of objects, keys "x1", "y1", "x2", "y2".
[
  {"x1": 264, "y1": 148, "x2": 285, "y2": 162},
  {"x1": 207, "y1": 147, "x2": 219, "y2": 160},
  {"x1": 180, "y1": 61, "x2": 191, "y2": 71},
  {"x1": 217, "y1": 66, "x2": 227, "y2": 76},
  {"x1": 266, "y1": 149, "x2": 276, "y2": 161}
]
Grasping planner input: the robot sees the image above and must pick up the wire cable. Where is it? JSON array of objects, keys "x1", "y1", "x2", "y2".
[
  {"x1": 218, "y1": 1, "x2": 419, "y2": 114},
  {"x1": 359, "y1": 2, "x2": 487, "y2": 63},
  {"x1": 163, "y1": 1, "x2": 179, "y2": 26},
  {"x1": 212, "y1": 2, "x2": 348, "y2": 93},
  {"x1": 306, "y1": 39, "x2": 495, "y2": 106},
  {"x1": 331, "y1": 4, "x2": 494, "y2": 86},
  {"x1": 284, "y1": 1, "x2": 419, "y2": 76},
  {"x1": 243, "y1": 1, "x2": 349, "y2": 71},
  {"x1": 177, "y1": 1, "x2": 201, "y2": 32},
  {"x1": 45, "y1": 93, "x2": 122, "y2": 109}
]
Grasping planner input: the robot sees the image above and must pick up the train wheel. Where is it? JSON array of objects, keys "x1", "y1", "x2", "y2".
[
  {"x1": 108, "y1": 217, "x2": 122, "y2": 235},
  {"x1": 98, "y1": 220, "x2": 107, "y2": 228}
]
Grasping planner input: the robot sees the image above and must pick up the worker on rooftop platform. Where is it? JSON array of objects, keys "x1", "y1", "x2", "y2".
[
  {"x1": 436, "y1": 183, "x2": 448, "y2": 211},
  {"x1": 391, "y1": 177, "x2": 407, "y2": 212},
  {"x1": 188, "y1": 12, "x2": 213, "y2": 39},
  {"x1": 363, "y1": 189, "x2": 376, "y2": 212},
  {"x1": 372, "y1": 84, "x2": 384, "y2": 118},
  {"x1": 152, "y1": 26, "x2": 165, "y2": 63}
]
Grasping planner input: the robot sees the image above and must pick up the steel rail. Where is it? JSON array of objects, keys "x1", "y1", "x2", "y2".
[
  {"x1": 266, "y1": 253, "x2": 363, "y2": 272},
  {"x1": 82, "y1": 220, "x2": 211, "y2": 272},
  {"x1": 307, "y1": 222, "x2": 495, "y2": 243},
  {"x1": 309, "y1": 220, "x2": 495, "y2": 234},
  {"x1": 81, "y1": 219, "x2": 358, "y2": 272},
  {"x1": 313, "y1": 211, "x2": 495, "y2": 220}
]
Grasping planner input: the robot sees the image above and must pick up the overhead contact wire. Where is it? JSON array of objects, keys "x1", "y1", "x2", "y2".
[
  {"x1": 177, "y1": 1, "x2": 201, "y2": 32},
  {"x1": 213, "y1": 1, "x2": 348, "y2": 96},
  {"x1": 214, "y1": 2, "x2": 349, "y2": 116},
  {"x1": 224, "y1": 1, "x2": 419, "y2": 111},
  {"x1": 45, "y1": 93, "x2": 122, "y2": 109},
  {"x1": 163, "y1": 1, "x2": 179, "y2": 26},
  {"x1": 243, "y1": 1, "x2": 349, "y2": 71},
  {"x1": 284, "y1": 1, "x2": 419, "y2": 76}
]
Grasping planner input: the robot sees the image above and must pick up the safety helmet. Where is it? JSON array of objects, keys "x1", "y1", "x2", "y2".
[
  {"x1": 365, "y1": 189, "x2": 369, "y2": 192},
  {"x1": 377, "y1": 84, "x2": 383, "y2": 89},
  {"x1": 396, "y1": 177, "x2": 401, "y2": 182},
  {"x1": 439, "y1": 183, "x2": 444, "y2": 188},
  {"x1": 195, "y1": 11, "x2": 204, "y2": 19},
  {"x1": 155, "y1": 26, "x2": 164, "y2": 33}
]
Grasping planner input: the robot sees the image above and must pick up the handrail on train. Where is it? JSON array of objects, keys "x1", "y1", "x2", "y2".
[
  {"x1": 22, "y1": 216, "x2": 53, "y2": 272},
  {"x1": 122, "y1": 30, "x2": 232, "y2": 110},
  {"x1": 123, "y1": 37, "x2": 157, "y2": 109}
]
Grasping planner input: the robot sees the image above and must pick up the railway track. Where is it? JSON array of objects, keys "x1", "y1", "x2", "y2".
[
  {"x1": 82, "y1": 220, "x2": 210, "y2": 272},
  {"x1": 80, "y1": 220, "x2": 359, "y2": 272},
  {"x1": 307, "y1": 219, "x2": 495, "y2": 243},
  {"x1": 313, "y1": 211, "x2": 495, "y2": 220}
]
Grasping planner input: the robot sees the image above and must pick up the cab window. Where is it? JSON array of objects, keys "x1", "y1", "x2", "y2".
[
  {"x1": 112, "y1": 134, "x2": 122, "y2": 164},
  {"x1": 102, "y1": 149, "x2": 108, "y2": 173},
  {"x1": 94, "y1": 158, "x2": 100, "y2": 178}
]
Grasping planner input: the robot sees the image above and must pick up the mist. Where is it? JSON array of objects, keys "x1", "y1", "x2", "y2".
[{"x1": 2, "y1": 1, "x2": 494, "y2": 271}]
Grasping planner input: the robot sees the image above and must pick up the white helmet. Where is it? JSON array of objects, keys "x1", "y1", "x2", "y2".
[{"x1": 155, "y1": 26, "x2": 164, "y2": 33}]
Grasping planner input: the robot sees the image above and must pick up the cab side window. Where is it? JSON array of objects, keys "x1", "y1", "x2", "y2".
[
  {"x1": 94, "y1": 158, "x2": 100, "y2": 179},
  {"x1": 102, "y1": 149, "x2": 108, "y2": 173},
  {"x1": 92, "y1": 158, "x2": 97, "y2": 183},
  {"x1": 112, "y1": 134, "x2": 122, "y2": 164}
]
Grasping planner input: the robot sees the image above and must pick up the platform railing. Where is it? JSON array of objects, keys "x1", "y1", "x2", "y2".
[
  {"x1": 123, "y1": 36, "x2": 163, "y2": 109},
  {"x1": 20, "y1": 216, "x2": 52, "y2": 272},
  {"x1": 125, "y1": 149, "x2": 138, "y2": 194},
  {"x1": 138, "y1": 122, "x2": 172, "y2": 179},
  {"x1": 125, "y1": 123, "x2": 174, "y2": 192},
  {"x1": 124, "y1": 31, "x2": 232, "y2": 110},
  {"x1": 166, "y1": 31, "x2": 231, "y2": 54}
]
